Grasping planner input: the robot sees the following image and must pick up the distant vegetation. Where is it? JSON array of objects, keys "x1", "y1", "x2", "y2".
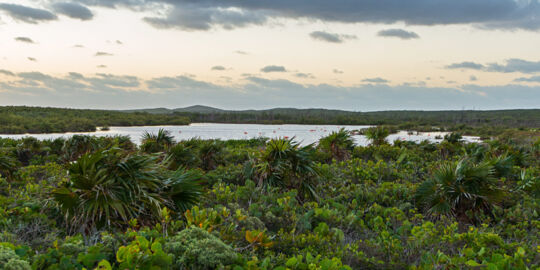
[
  {"x1": 0, "y1": 106, "x2": 190, "y2": 134},
  {"x1": 1, "y1": 105, "x2": 539, "y2": 136}
]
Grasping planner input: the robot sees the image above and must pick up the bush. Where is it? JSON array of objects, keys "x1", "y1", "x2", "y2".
[{"x1": 166, "y1": 226, "x2": 238, "y2": 269}]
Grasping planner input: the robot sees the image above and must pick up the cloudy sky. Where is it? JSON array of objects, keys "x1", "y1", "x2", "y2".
[{"x1": 1, "y1": 0, "x2": 540, "y2": 111}]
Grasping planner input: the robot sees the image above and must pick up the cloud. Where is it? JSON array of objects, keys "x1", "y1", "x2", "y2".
[
  {"x1": 234, "y1": 50, "x2": 249, "y2": 55},
  {"x1": 362, "y1": 77, "x2": 389, "y2": 83},
  {"x1": 80, "y1": 0, "x2": 540, "y2": 32},
  {"x1": 0, "y1": 3, "x2": 57, "y2": 24},
  {"x1": 445, "y1": 61, "x2": 485, "y2": 70},
  {"x1": 14, "y1": 37, "x2": 35, "y2": 43},
  {"x1": 377, "y1": 29, "x2": 419, "y2": 40},
  {"x1": 211, "y1": 65, "x2": 226, "y2": 71},
  {"x1": 0, "y1": 70, "x2": 15, "y2": 76},
  {"x1": 95, "y1": 51, "x2": 113, "y2": 56},
  {"x1": 333, "y1": 69, "x2": 344, "y2": 74},
  {"x1": 27, "y1": 57, "x2": 37, "y2": 62},
  {"x1": 53, "y1": 2, "x2": 94, "y2": 20},
  {"x1": 470, "y1": 75, "x2": 478, "y2": 81},
  {"x1": 295, "y1": 73, "x2": 315, "y2": 79},
  {"x1": 116, "y1": 40, "x2": 123, "y2": 44},
  {"x1": 446, "y1": 59, "x2": 540, "y2": 73},
  {"x1": 485, "y1": 59, "x2": 540, "y2": 73},
  {"x1": 97, "y1": 65, "x2": 107, "y2": 68},
  {"x1": 143, "y1": 5, "x2": 267, "y2": 31},
  {"x1": 73, "y1": 44, "x2": 85, "y2": 48},
  {"x1": 261, "y1": 65, "x2": 287, "y2": 73},
  {"x1": 514, "y1": 75, "x2": 540, "y2": 83},
  {"x1": 309, "y1": 31, "x2": 356, "y2": 43},
  {"x1": 1, "y1": 71, "x2": 539, "y2": 110}
]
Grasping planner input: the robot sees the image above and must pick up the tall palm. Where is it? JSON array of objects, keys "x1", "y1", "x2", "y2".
[
  {"x1": 140, "y1": 129, "x2": 175, "y2": 153},
  {"x1": 318, "y1": 128, "x2": 355, "y2": 161},
  {"x1": 53, "y1": 148, "x2": 202, "y2": 233},
  {"x1": 247, "y1": 138, "x2": 319, "y2": 199},
  {"x1": 415, "y1": 158, "x2": 504, "y2": 223},
  {"x1": 364, "y1": 127, "x2": 390, "y2": 146}
]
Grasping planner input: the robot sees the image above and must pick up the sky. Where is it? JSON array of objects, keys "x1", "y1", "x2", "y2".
[{"x1": 0, "y1": 0, "x2": 540, "y2": 111}]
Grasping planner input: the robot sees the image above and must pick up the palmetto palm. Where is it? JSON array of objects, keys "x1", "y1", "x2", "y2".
[
  {"x1": 318, "y1": 128, "x2": 355, "y2": 161},
  {"x1": 415, "y1": 158, "x2": 504, "y2": 222},
  {"x1": 141, "y1": 129, "x2": 175, "y2": 153},
  {"x1": 248, "y1": 138, "x2": 319, "y2": 199},
  {"x1": 165, "y1": 143, "x2": 199, "y2": 170},
  {"x1": 53, "y1": 148, "x2": 202, "y2": 233},
  {"x1": 364, "y1": 127, "x2": 390, "y2": 146},
  {"x1": 0, "y1": 152, "x2": 17, "y2": 180}
]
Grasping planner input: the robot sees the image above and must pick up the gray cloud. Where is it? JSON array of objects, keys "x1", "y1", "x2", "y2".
[
  {"x1": 261, "y1": 65, "x2": 287, "y2": 73},
  {"x1": 73, "y1": 44, "x2": 85, "y2": 48},
  {"x1": 514, "y1": 75, "x2": 540, "y2": 83},
  {"x1": 446, "y1": 59, "x2": 540, "y2": 73},
  {"x1": 1, "y1": 71, "x2": 539, "y2": 110},
  {"x1": 470, "y1": 75, "x2": 478, "y2": 81},
  {"x1": 485, "y1": 59, "x2": 540, "y2": 73},
  {"x1": 377, "y1": 28, "x2": 419, "y2": 39},
  {"x1": 446, "y1": 61, "x2": 485, "y2": 70},
  {"x1": 69, "y1": 0, "x2": 540, "y2": 31},
  {"x1": 53, "y1": 2, "x2": 94, "y2": 20},
  {"x1": 97, "y1": 65, "x2": 107, "y2": 68},
  {"x1": 143, "y1": 4, "x2": 267, "y2": 31},
  {"x1": 95, "y1": 51, "x2": 113, "y2": 56},
  {"x1": 295, "y1": 73, "x2": 315, "y2": 79},
  {"x1": 333, "y1": 69, "x2": 344, "y2": 74},
  {"x1": 211, "y1": 65, "x2": 226, "y2": 71},
  {"x1": 27, "y1": 57, "x2": 37, "y2": 62},
  {"x1": 15, "y1": 37, "x2": 35, "y2": 43},
  {"x1": 362, "y1": 77, "x2": 389, "y2": 83},
  {"x1": 309, "y1": 31, "x2": 356, "y2": 43},
  {"x1": 0, "y1": 3, "x2": 57, "y2": 24},
  {"x1": 234, "y1": 50, "x2": 249, "y2": 55},
  {"x1": 0, "y1": 70, "x2": 15, "y2": 76}
]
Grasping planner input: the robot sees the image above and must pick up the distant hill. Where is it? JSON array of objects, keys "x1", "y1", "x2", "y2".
[{"x1": 173, "y1": 105, "x2": 226, "y2": 113}]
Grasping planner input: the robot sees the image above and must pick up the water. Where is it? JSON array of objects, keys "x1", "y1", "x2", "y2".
[{"x1": 0, "y1": 123, "x2": 481, "y2": 146}]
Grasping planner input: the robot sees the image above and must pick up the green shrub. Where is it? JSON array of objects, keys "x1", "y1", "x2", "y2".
[{"x1": 166, "y1": 226, "x2": 238, "y2": 269}]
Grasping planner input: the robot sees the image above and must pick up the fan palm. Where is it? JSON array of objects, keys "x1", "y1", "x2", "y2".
[
  {"x1": 318, "y1": 128, "x2": 355, "y2": 161},
  {"x1": 0, "y1": 152, "x2": 17, "y2": 180},
  {"x1": 415, "y1": 158, "x2": 504, "y2": 223},
  {"x1": 364, "y1": 127, "x2": 390, "y2": 146},
  {"x1": 247, "y1": 138, "x2": 319, "y2": 199},
  {"x1": 165, "y1": 143, "x2": 199, "y2": 170},
  {"x1": 198, "y1": 140, "x2": 223, "y2": 171},
  {"x1": 53, "y1": 148, "x2": 202, "y2": 233},
  {"x1": 141, "y1": 129, "x2": 175, "y2": 153}
]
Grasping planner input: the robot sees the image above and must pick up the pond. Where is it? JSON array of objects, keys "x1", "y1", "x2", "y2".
[{"x1": 0, "y1": 123, "x2": 481, "y2": 146}]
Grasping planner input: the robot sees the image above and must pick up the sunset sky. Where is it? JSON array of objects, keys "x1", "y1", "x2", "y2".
[{"x1": 1, "y1": 0, "x2": 540, "y2": 110}]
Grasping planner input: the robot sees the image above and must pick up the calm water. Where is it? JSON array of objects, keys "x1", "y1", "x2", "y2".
[{"x1": 0, "y1": 123, "x2": 481, "y2": 146}]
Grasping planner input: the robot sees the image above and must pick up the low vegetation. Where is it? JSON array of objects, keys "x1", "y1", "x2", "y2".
[{"x1": 0, "y1": 127, "x2": 538, "y2": 269}]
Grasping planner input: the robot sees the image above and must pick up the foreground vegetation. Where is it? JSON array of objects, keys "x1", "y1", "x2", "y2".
[{"x1": 0, "y1": 128, "x2": 538, "y2": 269}]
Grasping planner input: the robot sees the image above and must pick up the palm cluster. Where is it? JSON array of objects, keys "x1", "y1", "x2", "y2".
[
  {"x1": 246, "y1": 138, "x2": 319, "y2": 199},
  {"x1": 53, "y1": 148, "x2": 202, "y2": 233},
  {"x1": 364, "y1": 126, "x2": 390, "y2": 145},
  {"x1": 141, "y1": 129, "x2": 176, "y2": 153},
  {"x1": 318, "y1": 128, "x2": 355, "y2": 161},
  {"x1": 415, "y1": 158, "x2": 505, "y2": 223}
]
